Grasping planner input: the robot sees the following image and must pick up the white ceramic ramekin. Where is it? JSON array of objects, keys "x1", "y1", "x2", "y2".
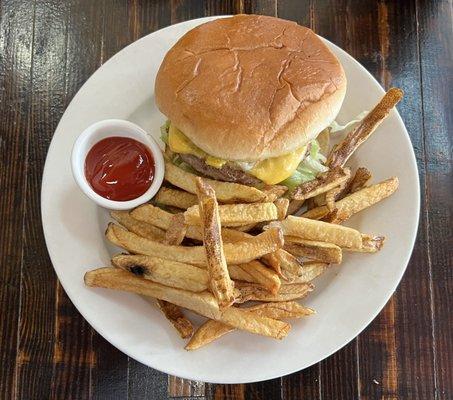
[{"x1": 71, "y1": 119, "x2": 164, "y2": 210}]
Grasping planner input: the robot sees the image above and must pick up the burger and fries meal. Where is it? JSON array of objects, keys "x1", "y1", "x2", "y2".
[{"x1": 83, "y1": 15, "x2": 402, "y2": 350}]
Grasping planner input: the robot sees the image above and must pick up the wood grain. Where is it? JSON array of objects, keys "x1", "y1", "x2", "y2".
[
  {"x1": 417, "y1": 1, "x2": 453, "y2": 398},
  {"x1": 0, "y1": 1, "x2": 35, "y2": 398},
  {"x1": 14, "y1": 1, "x2": 68, "y2": 398},
  {"x1": 0, "y1": 1, "x2": 450, "y2": 399}
]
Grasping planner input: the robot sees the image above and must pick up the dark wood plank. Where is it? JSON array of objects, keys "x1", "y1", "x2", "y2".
[
  {"x1": 417, "y1": 1, "x2": 453, "y2": 399},
  {"x1": 50, "y1": 1, "x2": 105, "y2": 398},
  {"x1": 0, "y1": 1, "x2": 35, "y2": 398},
  {"x1": 14, "y1": 1, "x2": 68, "y2": 399},
  {"x1": 243, "y1": 0, "x2": 277, "y2": 15}
]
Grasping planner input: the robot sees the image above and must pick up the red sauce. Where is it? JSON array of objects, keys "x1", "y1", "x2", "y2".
[{"x1": 85, "y1": 136, "x2": 155, "y2": 201}]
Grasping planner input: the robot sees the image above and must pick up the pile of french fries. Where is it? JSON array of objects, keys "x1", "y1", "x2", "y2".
[{"x1": 84, "y1": 88, "x2": 402, "y2": 350}]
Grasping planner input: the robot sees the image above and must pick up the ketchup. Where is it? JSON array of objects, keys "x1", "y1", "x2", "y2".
[{"x1": 85, "y1": 136, "x2": 155, "y2": 201}]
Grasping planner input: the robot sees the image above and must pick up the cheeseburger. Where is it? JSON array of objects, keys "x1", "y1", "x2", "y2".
[{"x1": 155, "y1": 15, "x2": 346, "y2": 188}]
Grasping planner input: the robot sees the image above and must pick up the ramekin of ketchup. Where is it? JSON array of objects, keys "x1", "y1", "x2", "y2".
[{"x1": 71, "y1": 119, "x2": 164, "y2": 210}]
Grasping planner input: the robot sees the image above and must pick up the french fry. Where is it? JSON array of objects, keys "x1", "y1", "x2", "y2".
[
  {"x1": 274, "y1": 198, "x2": 289, "y2": 220},
  {"x1": 112, "y1": 254, "x2": 209, "y2": 292},
  {"x1": 155, "y1": 187, "x2": 198, "y2": 209},
  {"x1": 269, "y1": 215, "x2": 363, "y2": 249},
  {"x1": 164, "y1": 213, "x2": 187, "y2": 245},
  {"x1": 327, "y1": 88, "x2": 403, "y2": 168},
  {"x1": 131, "y1": 203, "x2": 251, "y2": 243},
  {"x1": 107, "y1": 223, "x2": 283, "y2": 266},
  {"x1": 165, "y1": 159, "x2": 267, "y2": 203},
  {"x1": 186, "y1": 301, "x2": 314, "y2": 350},
  {"x1": 291, "y1": 262, "x2": 329, "y2": 283},
  {"x1": 183, "y1": 202, "x2": 278, "y2": 226},
  {"x1": 228, "y1": 261, "x2": 281, "y2": 294},
  {"x1": 348, "y1": 167, "x2": 373, "y2": 195},
  {"x1": 110, "y1": 211, "x2": 166, "y2": 242},
  {"x1": 302, "y1": 177, "x2": 399, "y2": 222},
  {"x1": 234, "y1": 281, "x2": 314, "y2": 303},
  {"x1": 156, "y1": 300, "x2": 194, "y2": 339},
  {"x1": 261, "y1": 249, "x2": 301, "y2": 280},
  {"x1": 284, "y1": 236, "x2": 342, "y2": 264},
  {"x1": 233, "y1": 223, "x2": 257, "y2": 231},
  {"x1": 196, "y1": 178, "x2": 235, "y2": 308},
  {"x1": 291, "y1": 167, "x2": 351, "y2": 201},
  {"x1": 262, "y1": 185, "x2": 288, "y2": 202},
  {"x1": 344, "y1": 234, "x2": 386, "y2": 253},
  {"x1": 84, "y1": 268, "x2": 290, "y2": 339}
]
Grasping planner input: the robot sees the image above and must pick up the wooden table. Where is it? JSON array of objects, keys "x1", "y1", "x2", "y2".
[{"x1": 0, "y1": 1, "x2": 451, "y2": 399}]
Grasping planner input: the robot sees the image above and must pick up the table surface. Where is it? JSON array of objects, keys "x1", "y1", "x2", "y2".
[{"x1": 0, "y1": 0, "x2": 451, "y2": 399}]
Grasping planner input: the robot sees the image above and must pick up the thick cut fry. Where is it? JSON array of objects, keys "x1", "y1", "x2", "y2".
[
  {"x1": 302, "y1": 177, "x2": 399, "y2": 222},
  {"x1": 348, "y1": 167, "x2": 373, "y2": 194},
  {"x1": 131, "y1": 204, "x2": 250, "y2": 242},
  {"x1": 261, "y1": 249, "x2": 300, "y2": 279},
  {"x1": 234, "y1": 281, "x2": 314, "y2": 303},
  {"x1": 196, "y1": 178, "x2": 234, "y2": 308},
  {"x1": 85, "y1": 268, "x2": 290, "y2": 338},
  {"x1": 325, "y1": 187, "x2": 339, "y2": 212},
  {"x1": 108, "y1": 223, "x2": 282, "y2": 266},
  {"x1": 327, "y1": 88, "x2": 403, "y2": 168},
  {"x1": 284, "y1": 237, "x2": 342, "y2": 264},
  {"x1": 269, "y1": 215, "x2": 363, "y2": 249},
  {"x1": 112, "y1": 254, "x2": 209, "y2": 292},
  {"x1": 156, "y1": 300, "x2": 194, "y2": 339},
  {"x1": 291, "y1": 167, "x2": 351, "y2": 200},
  {"x1": 165, "y1": 159, "x2": 267, "y2": 203},
  {"x1": 183, "y1": 202, "x2": 278, "y2": 226},
  {"x1": 110, "y1": 211, "x2": 166, "y2": 242},
  {"x1": 228, "y1": 261, "x2": 281, "y2": 294},
  {"x1": 274, "y1": 198, "x2": 289, "y2": 220},
  {"x1": 164, "y1": 213, "x2": 187, "y2": 245},
  {"x1": 155, "y1": 187, "x2": 198, "y2": 209},
  {"x1": 233, "y1": 223, "x2": 257, "y2": 231},
  {"x1": 262, "y1": 185, "x2": 288, "y2": 202},
  {"x1": 344, "y1": 234, "x2": 386, "y2": 253},
  {"x1": 291, "y1": 262, "x2": 329, "y2": 283},
  {"x1": 186, "y1": 301, "x2": 314, "y2": 350}
]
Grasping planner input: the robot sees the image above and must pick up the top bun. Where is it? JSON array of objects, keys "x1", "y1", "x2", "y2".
[{"x1": 155, "y1": 15, "x2": 346, "y2": 161}]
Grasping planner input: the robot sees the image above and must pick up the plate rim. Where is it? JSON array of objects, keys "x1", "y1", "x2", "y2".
[{"x1": 41, "y1": 15, "x2": 420, "y2": 383}]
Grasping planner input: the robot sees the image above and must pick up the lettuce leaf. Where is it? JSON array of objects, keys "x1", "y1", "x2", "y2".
[
  {"x1": 329, "y1": 111, "x2": 368, "y2": 133},
  {"x1": 160, "y1": 120, "x2": 170, "y2": 144}
]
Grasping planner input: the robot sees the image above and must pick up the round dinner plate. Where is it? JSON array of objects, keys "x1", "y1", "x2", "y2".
[{"x1": 42, "y1": 16, "x2": 419, "y2": 384}]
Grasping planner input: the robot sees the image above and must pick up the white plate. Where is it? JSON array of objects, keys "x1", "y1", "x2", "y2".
[{"x1": 42, "y1": 16, "x2": 419, "y2": 384}]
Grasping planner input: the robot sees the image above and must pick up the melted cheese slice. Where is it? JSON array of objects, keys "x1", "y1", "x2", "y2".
[{"x1": 168, "y1": 123, "x2": 306, "y2": 185}]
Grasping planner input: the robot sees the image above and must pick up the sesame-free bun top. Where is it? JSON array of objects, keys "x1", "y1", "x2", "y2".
[{"x1": 155, "y1": 15, "x2": 346, "y2": 161}]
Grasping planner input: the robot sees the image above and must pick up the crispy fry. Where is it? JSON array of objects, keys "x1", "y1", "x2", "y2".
[
  {"x1": 108, "y1": 223, "x2": 283, "y2": 265},
  {"x1": 303, "y1": 177, "x2": 399, "y2": 222},
  {"x1": 183, "y1": 202, "x2": 278, "y2": 226},
  {"x1": 110, "y1": 211, "x2": 166, "y2": 242},
  {"x1": 234, "y1": 281, "x2": 314, "y2": 303},
  {"x1": 156, "y1": 300, "x2": 194, "y2": 339},
  {"x1": 269, "y1": 215, "x2": 363, "y2": 249},
  {"x1": 344, "y1": 234, "x2": 386, "y2": 253},
  {"x1": 132, "y1": 203, "x2": 252, "y2": 243},
  {"x1": 84, "y1": 268, "x2": 289, "y2": 338},
  {"x1": 291, "y1": 167, "x2": 351, "y2": 200},
  {"x1": 291, "y1": 262, "x2": 329, "y2": 283},
  {"x1": 262, "y1": 185, "x2": 288, "y2": 202},
  {"x1": 186, "y1": 301, "x2": 314, "y2": 350},
  {"x1": 112, "y1": 254, "x2": 209, "y2": 292},
  {"x1": 165, "y1": 159, "x2": 267, "y2": 203},
  {"x1": 155, "y1": 187, "x2": 198, "y2": 209},
  {"x1": 284, "y1": 237, "x2": 342, "y2": 264},
  {"x1": 228, "y1": 261, "x2": 281, "y2": 294},
  {"x1": 233, "y1": 223, "x2": 258, "y2": 231},
  {"x1": 348, "y1": 167, "x2": 373, "y2": 194},
  {"x1": 274, "y1": 198, "x2": 289, "y2": 220},
  {"x1": 196, "y1": 178, "x2": 235, "y2": 308},
  {"x1": 164, "y1": 213, "x2": 187, "y2": 245},
  {"x1": 327, "y1": 88, "x2": 403, "y2": 168}
]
